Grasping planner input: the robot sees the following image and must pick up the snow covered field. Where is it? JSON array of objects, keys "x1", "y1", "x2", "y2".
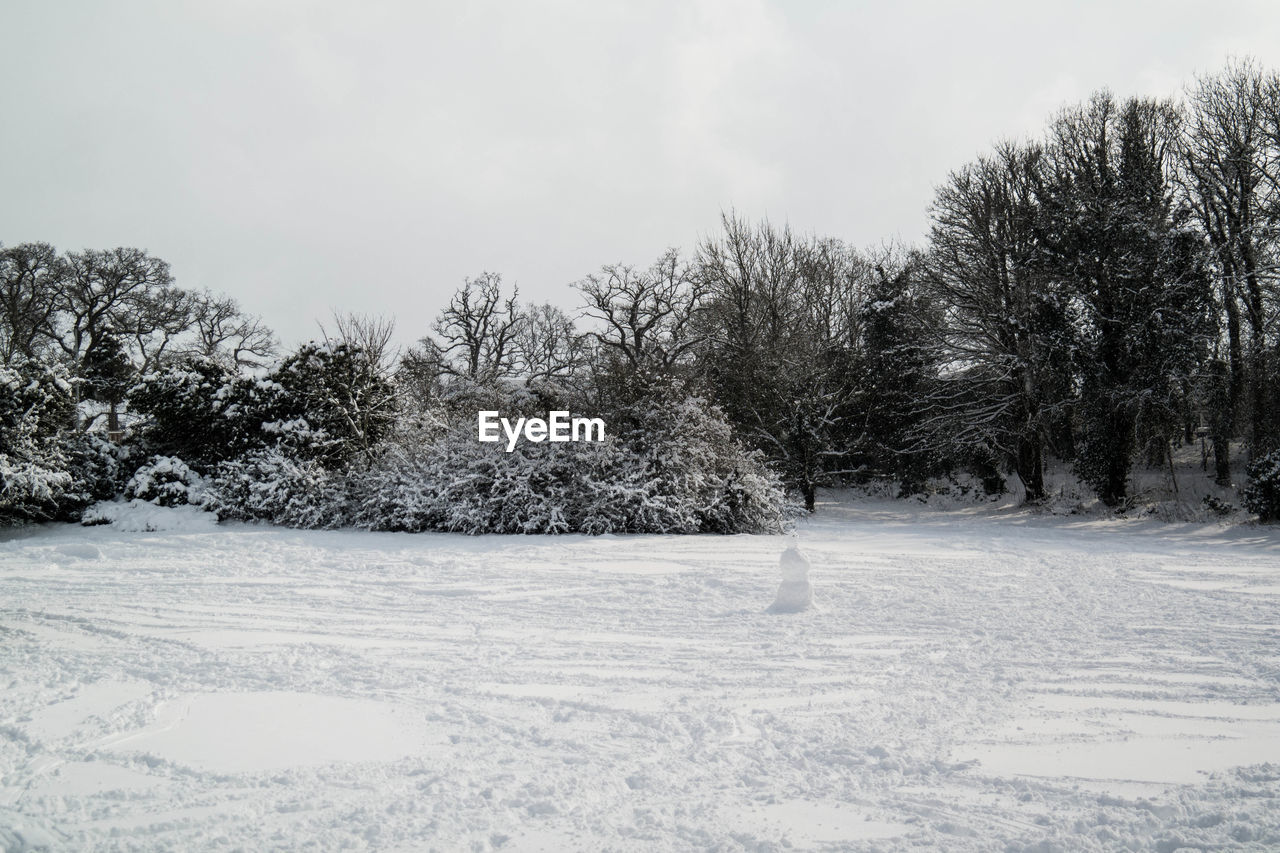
[{"x1": 3, "y1": 498, "x2": 1280, "y2": 851}]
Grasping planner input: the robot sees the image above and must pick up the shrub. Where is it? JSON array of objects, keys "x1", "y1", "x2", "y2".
[
  {"x1": 1242, "y1": 450, "x2": 1280, "y2": 523},
  {"x1": 1, "y1": 358, "x2": 76, "y2": 523},
  {"x1": 346, "y1": 387, "x2": 787, "y2": 535},
  {"x1": 129, "y1": 357, "x2": 251, "y2": 470},
  {"x1": 204, "y1": 447, "x2": 347, "y2": 528},
  {"x1": 60, "y1": 433, "x2": 128, "y2": 515},
  {"x1": 131, "y1": 343, "x2": 397, "y2": 474},
  {"x1": 125, "y1": 455, "x2": 206, "y2": 507},
  {"x1": 135, "y1": 371, "x2": 787, "y2": 535}
]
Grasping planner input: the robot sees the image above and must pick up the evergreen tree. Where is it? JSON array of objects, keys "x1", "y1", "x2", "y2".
[{"x1": 81, "y1": 328, "x2": 134, "y2": 433}]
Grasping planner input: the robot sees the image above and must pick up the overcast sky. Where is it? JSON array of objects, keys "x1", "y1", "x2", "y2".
[{"x1": 5, "y1": 0, "x2": 1280, "y2": 350}]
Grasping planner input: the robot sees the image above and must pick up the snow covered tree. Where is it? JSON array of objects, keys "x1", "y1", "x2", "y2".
[
  {"x1": 1198, "y1": 357, "x2": 1235, "y2": 485},
  {"x1": 921, "y1": 143, "x2": 1074, "y2": 501},
  {"x1": 854, "y1": 255, "x2": 938, "y2": 495},
  {"x1": 1040, "y1": 93, "x2": 1213, "y2": 507},
  {"x1": 1242, "y1": 449, "x2": 1280, "y2": 521},
  {"x1": 1180, "y1": 61, "x2": 1280, "y2": 459},
  {"x1": 696, "y1": 216, "x2": 876, "y2": 509},
  {"x1": 129, "y1": 357, "x2": 253, "y2": 470},
  {"x1": 81, "y1": 328, "x2": 135, "y2": 434},
  {"x1": 132, "y1": 341, "x2": 395, "y2": 475},
  {"x1": 271, "y1": 342, "x2": 398, "y2": 468}
]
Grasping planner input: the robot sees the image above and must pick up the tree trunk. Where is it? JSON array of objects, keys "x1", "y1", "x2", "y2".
[
  {"x1": 1016, "y1": 435, "x2": 1045, "y2": 502},
  {"x1": 1212, "y1": 434, "x2": 1231, "y2": 486},
  {"x1": 1243, "y1": 254, "x2": 1269, "y2": 456},
  {"x1": 1223, "y1": 277, "x2": 1243, "y2": 441}
]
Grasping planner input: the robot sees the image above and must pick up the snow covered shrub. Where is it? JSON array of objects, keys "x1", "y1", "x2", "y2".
[
  {"x1": 437, "y1": 440, "x2": 586, "y2": 534},
  {"x1": 348, "y1": 422, "x2": 586, "y2": 534},
  {"x1": 125, "y1": 455, "x2": 206, "y2": 507},
  {"x1": 1201, "y1": 494, "x2": 1235, "y2": 518},
  {"x1": 598, "y1": 388, "x2": 788, "y2": 534},
  {"x1": 0, "y1": 454, "x2": 72, "y2": 524},
  {"x1": 0, "y1": 358, "x2": 77, "y2": 523},
  {"x1": 347, "y1": 452, "x2": 445, "y2": 532},
  {"x1": 269, "y1": 342, "x2": 397, "y2": 468},
  {"x1": 348, "y1": 385, "x2": 787, "y2": 535},
  {"x1": 1242, "y1": 450, "x2": 1280, "y2": 523},
  {"x1": 132, "y1": 344, "x2": 396, "y2": 474},
  {"x1": 205, "y1": 447, "x2": 347, "y2": 528},
  {"x1": 129, "y1": 357, "x2": 259, "y2": 470},
  {"x1": 59, "y1": 432, "x2": 128, "y2": 515}
]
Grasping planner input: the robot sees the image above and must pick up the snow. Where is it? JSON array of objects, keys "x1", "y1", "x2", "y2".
[
  {"x1": 79, "y1": 499, "x2": 220, "y2": 533},
  {"x1": 2, "y1": 494, "x2": 1280, "y2": 850},
  {"x1": 99, "y1": 692, "x2": 443, "y2": 773}
]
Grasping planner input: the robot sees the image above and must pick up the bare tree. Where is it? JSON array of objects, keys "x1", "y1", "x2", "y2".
[
  {"x1": 919, "y1": 142, "x2": 1068, "y2": 500},
  {"x1": 395, "y1": 344, "x2": 447, "y2": 411},
  {"x1": 319, "y1": 311, "x2": 398, "y2": 377},
  {"x1": 1180, "y1": 59, "x2": 1280, "y2": 460},
  {"x1": 57, "y1": 247, "x2": 174, "y2": 364},
  {"x1": 188, "y1": 291, "x2": 277, "y2": 369},
  {"x1": 517, "y1": 302, "x2": 588, "y2": 382},
  {"x1": 0, "y1": 242, "x2": 63, "y2": 364},
  {"x1": 128, "y1": 285, "x2": 198, "y2": 373},
  {"x1": 696, "y1": 213, "x2": 801, "y2": 360},
  {"x1": 429, "y1": 273, "x2": 524, "y2": 382},
  {"x1": 574, "y1": 249, "x2": 706, "y2": 374}
]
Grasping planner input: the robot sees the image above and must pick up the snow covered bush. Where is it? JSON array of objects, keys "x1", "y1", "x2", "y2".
[
  {"x1": 133, "y1": 359, "x2": 785, "y2": 534},
  {"x1": 126, "y1": 343, "x2": 393, "y2": 527},
  {"x1": 131, "y1": 343, "x2": 396, "y2": 474},
  {"x1": 347, "y1": 452, "x2": 445, "y2": 532},
  {"x1": 1242, "y1": 450, "x2": 1280, "y2": 523},
  {"x1": 204, "y1": 447, "x2": 347, "y2": 528},
  {"x1": 348, "y1": 424, "x2": 596, "y2": 534},
  {"x1": 347, "y1": 386, "x2": 787, "y2": 535},
  {"x1": 593, "y1": 388, "x2": 789, "y2": 534},
  {"x1": 60, "y1": 432, "x2": 128, "y2": 515},
  {"x1": 0, "y1": 358, "x2": 76, "y2": 523},
  {"x1": 270, "y1": 342, "x2": 397, "y2": 467},
  {"x1": 129, "y1": 357, "x2": 254, "y2": 470},
  {"x1": 0, "y1": 454, "x2": 72, "y2": 524},
  {"x1": 125, "y1": 455, "x2": 206, "y2": 507}
]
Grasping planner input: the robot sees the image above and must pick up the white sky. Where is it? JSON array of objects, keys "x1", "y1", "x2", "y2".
[{"x1": 5, "y1": 0, "x2": 1280, "y2": 349}]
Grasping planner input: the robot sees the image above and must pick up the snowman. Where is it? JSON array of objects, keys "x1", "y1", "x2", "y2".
[{"x1": 768, "y1": 534, "x2": 813, "y2": 613}]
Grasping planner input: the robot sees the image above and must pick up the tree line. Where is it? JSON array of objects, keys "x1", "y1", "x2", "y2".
[{"x1": 4, "y1": 59, "x2": 1280, "y2": 525}]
